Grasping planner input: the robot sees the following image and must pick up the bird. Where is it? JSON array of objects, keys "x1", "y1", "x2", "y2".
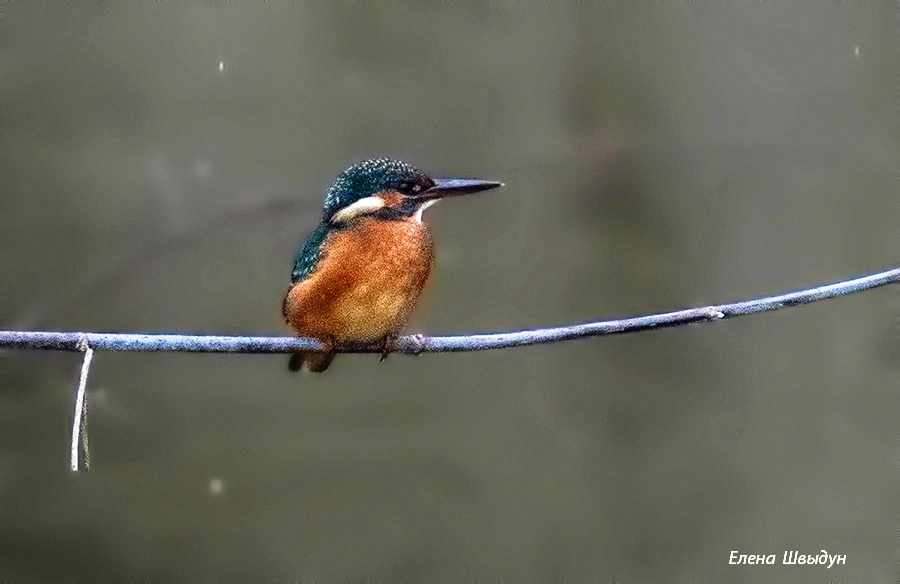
[{"x1": 282, "y1": 158, "x2": 503, "y2": 373}]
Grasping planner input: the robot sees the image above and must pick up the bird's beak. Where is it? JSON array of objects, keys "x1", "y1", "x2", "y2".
[{"x1": 415, "y1": 178, "x2": 504, "y2": 201}]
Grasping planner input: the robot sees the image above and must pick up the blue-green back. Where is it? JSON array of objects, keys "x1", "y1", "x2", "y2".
[{"x1": 291, "y1": 222, "x2": 330, "y2": 283}]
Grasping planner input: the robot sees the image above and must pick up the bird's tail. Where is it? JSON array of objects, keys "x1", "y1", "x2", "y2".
[{"x1": 288, "y1": 351, "x2": 335, "y2": 373}]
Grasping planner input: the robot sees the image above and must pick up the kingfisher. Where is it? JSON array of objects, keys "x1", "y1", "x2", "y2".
[{"x1": 283, "y1": 158, "x2": 503, "y2": 372}]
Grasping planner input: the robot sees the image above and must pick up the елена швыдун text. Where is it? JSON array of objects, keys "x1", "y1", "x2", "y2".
[{"x1": 729, "y1": 551, "x2": 845, "y2": 568}]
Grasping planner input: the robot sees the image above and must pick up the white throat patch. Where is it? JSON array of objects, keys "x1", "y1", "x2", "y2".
[{"x1": 414, "y1": 199, "x2": 437, "y2": 223}]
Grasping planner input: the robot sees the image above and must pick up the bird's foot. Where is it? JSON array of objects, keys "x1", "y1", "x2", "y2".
[{"x1": 378, "y1": 335, "x2": 397, "y2": 362}]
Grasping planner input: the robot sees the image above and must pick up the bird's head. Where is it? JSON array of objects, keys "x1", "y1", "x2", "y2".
[{"x1": 322, "y1": 158, "x2": 502, "y2": 225}]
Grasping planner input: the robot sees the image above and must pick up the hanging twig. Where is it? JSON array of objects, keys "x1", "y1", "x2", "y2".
[
  {"x1": 70, "y1": 337, "x2": 94, "y2": 472},
  {"x1": 0, "y1": 266, "x2": 896, "y2": 356}
]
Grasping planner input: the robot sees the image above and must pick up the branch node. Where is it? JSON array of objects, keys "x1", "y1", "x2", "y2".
[{"x1": 400, "y1": 333, "x2": 428, "y2": 356}]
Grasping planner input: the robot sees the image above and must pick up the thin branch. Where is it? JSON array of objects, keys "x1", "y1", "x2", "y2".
[{"x1": 0, "y1": 266, "x2": 896, "y2": 355}]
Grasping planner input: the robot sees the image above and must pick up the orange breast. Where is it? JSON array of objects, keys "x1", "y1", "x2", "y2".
[{"x1": 283, "y1": 217, "x2": 434, "y2": 344}]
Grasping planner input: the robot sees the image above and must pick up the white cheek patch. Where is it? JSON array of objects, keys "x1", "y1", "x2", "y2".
[
  {"x1": 414, "y1": 199, "x2": 438, "y2": 223},
  {"x1": 331, "y1": 196, "x2": 386, "y2": 224}
]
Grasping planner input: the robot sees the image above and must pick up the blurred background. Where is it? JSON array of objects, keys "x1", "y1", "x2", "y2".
[{"x1": 0, "y1": 3, "x2": 897, "y2": 581}]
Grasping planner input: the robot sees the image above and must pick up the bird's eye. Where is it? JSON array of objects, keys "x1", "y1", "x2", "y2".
[{"x1": 398, "y1": 182, "x2": 411, "y2": 193}]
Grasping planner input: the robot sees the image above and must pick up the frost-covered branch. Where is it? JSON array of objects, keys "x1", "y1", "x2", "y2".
[{"x1": 1, "y1": 266, "x2": 897, "y2": 355}]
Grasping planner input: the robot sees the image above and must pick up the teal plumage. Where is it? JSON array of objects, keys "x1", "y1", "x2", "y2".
[
  {"x1": 291, "y1": 222, "x2": 329, "y2": 283},
  {"x1": 321, "y1": 158, "x2": 429, "y2": 219}
]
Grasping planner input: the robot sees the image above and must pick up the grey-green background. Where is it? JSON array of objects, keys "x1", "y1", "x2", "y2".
[{"x1": 0, "y1": 3, "x2": 897, "y2": 582}]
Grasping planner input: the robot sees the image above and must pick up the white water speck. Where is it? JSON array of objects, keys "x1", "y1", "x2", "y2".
[
  {"x1": 209, "y1": 477, "x2": 225, "y2": 495},
  {"x1": 218, "y1": 61, "x2": 225, "y2": 72},
  {"x1": 853, "y1": 45, "x2": 859, "y2": 57}
]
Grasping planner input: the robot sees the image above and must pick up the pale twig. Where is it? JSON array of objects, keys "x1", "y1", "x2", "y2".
[
  {"x1": 70, "y1": 337, "x2": 94, "y2": 472},
  {"x1": 0, "y1": 266, "x2": 896, "y2": 356}
]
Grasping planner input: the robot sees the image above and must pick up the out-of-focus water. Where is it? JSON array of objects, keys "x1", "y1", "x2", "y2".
[{"x1": 0, "y1": 3, "x2": 896, "y2": 581}]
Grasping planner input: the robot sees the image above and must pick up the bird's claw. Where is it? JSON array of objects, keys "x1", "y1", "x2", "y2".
[{"x1": 378, "y1": 335, "x2": 395, "y2": 362}]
